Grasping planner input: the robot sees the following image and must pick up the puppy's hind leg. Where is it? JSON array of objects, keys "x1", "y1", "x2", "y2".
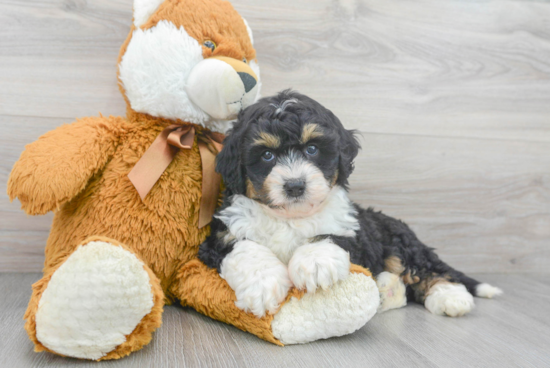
[
  {"x1": 411, "y1": 270, "x2": 502, "y2": 317},
  {"x1": 419, "y1": 277, "x2": 475, "y2": 317}
]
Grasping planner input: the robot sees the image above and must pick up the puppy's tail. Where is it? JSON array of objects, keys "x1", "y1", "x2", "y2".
[{"x1": 457, "y1": 273, "x2": 503, "y2": 299}]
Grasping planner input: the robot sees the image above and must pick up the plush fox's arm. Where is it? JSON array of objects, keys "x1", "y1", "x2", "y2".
[{"x1": 7, "y1": 115, "x2": 127, "y2": 215}]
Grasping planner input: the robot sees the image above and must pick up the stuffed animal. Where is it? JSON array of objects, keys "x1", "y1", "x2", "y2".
[{"x1": 7, "y1": 0, "x2": 379, "y2": 361}]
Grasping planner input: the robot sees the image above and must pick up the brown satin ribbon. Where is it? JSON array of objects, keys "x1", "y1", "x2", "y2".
[{"x1": 128, "y1": 125, "x2": 224, "y2": 229}]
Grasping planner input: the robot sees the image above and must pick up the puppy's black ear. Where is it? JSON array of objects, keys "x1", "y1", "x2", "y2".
[
  {"x1": 336, "y1": 125, "x2": 361, "y2": 188},
  {"x1": 216, "y1": 125, "x2": 246, "y2": 195}
]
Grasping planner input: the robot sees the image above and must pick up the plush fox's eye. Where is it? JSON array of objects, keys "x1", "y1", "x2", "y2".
[
  {"x1": 242, "y1": 58, "x2": 247, "y2": 64},
  {"x1": 203, "y1": 40, "x2": 216, "y2": 52}
]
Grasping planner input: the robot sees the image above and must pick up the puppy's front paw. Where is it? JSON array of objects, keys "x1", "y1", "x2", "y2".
[
  {"x1": 288, "y1": 240, "x2": 350, "y2": 293},
  {"x1": 220, "y1": 240, "x2": 292, "y2": 318}
]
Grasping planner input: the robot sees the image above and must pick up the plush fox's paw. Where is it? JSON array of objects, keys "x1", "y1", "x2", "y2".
[
  {"x1": 34, "y1": 240, "x2": 158, "y2": 360},
  {"x1": 221, "y1": 240, "x2": 292, "y2": 317},
  {"x1": 272, "y1": 269, "x2": 379, "y2": 344},
  {"x1": 288, "y1": 240, "x2": 350, "y2": 293},
  {"x1": 425, "y1": 283, "x2": 475, "y2": 317}
]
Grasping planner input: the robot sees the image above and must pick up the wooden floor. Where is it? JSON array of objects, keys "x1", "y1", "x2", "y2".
[{"x1": 1, "y1": 273, "x2": 548, "y2": 368}]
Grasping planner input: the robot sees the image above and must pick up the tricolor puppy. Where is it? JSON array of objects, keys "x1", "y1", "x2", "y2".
[{"x1": 199, "y1": 90, "x2": 502, "y2": 318}]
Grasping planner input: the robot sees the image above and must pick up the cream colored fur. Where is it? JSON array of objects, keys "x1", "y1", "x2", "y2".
[
  {"x1": 376, "y1": 271, "x2": 407, "y2": 313},
  {"x1": 133, "y1": 0, "x2": 165, "y2": 27},
  {"x1": 119, "y1": 20, "x2": 210, "y2": 126},
  {"x1": 35, "y1": 241, "x2": 154, "y2": 360},
  {"x1": 186, "y1": 58, "x2": 259, "y2": 120},
  {"x1": 272, "y1": 273, "x2": 380, "y2": 344}
]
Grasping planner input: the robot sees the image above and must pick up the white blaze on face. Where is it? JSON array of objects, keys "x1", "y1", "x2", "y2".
[{"x1": 264, "y1": 152, "x2": 331, "y2": 218}]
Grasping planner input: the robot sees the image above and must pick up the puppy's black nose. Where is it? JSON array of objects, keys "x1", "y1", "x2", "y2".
[
  {"x1": 238, "y1": 72, "x2": 257, "y2": 93},
  {"x1": 284, "y1": 180, "x2": 306, "y2": 198}
]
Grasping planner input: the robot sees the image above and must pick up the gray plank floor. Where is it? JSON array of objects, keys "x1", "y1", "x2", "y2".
[{"x1": 1, "y1": 273, "x2": 549, "y2": 368}]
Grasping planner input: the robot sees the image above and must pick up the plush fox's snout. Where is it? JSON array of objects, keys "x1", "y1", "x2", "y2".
[{"x1": 187, "y1": 56, "x2": 259, "y2": 120}]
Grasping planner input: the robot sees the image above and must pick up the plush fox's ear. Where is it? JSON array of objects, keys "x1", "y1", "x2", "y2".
[
  {"x1": 242, "y1": 17, "x2": 254, "y2": 45},
  {"x1": 133, "y1": 0, "x2": 164, "y2": 27}
]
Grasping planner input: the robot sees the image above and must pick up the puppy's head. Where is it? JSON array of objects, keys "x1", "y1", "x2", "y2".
[{"x1": 217, "y1": 90, "x2": 360, "y2": 218}]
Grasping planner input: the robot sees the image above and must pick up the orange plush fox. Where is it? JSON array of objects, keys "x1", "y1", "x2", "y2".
[{"x1": 8, "y1": 0, "x2": 378, "y2": 361}]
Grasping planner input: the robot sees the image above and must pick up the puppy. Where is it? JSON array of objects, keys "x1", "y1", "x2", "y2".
[{"x1": 199, "y1": 90, "x2": 502, "y2": 318}]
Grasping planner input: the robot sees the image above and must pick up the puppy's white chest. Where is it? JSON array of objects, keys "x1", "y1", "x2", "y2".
[
  {"x1": 217, "y1": 187, "x2": 359, "y2": 264},
  {"x1": 257, "y1": 222, "x2": 313, "y2": 264}
]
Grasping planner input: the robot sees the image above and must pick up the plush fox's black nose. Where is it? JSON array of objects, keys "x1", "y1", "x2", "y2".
[
  {"x1": 284, "y1": 180, "x2": 306, "y2": 198},
  {"x1": 238, "y1": 72, "x2": 257, "y2": 93}
]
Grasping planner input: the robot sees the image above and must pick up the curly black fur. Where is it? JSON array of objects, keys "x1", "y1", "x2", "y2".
[
  {"x1": 199, "y1": 90, "x2": 485, "y2": 305},
  {"x1": 198, "y1": 217, "x2": 234, "y2": 272},
  {"x1": 315, "y1": 205, "x2": 481, "y2": 302}
]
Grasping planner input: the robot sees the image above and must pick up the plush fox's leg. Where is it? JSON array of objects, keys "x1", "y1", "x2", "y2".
[
  {"x1": 271, "y1": 264, "x2": 379, "y2": 345},
  {"x1": 25, "y1": 236, "x2": 164, "y2": 360},
  {"x1": 172, "y1": 260, "x2": 378, "y2": 345},
  {"x1": 171, "y1": 259, "x2": 283, "y2": 345}
]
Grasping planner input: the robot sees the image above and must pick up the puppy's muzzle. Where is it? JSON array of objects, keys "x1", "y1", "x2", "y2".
[
  {"x1": 284, "y1": 179, "x2": 306, "y2": 198},
  {"x1": 186, "y1": 56, "x2": 259, "y2": 120}
]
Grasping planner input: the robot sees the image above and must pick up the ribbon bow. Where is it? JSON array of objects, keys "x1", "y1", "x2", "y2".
[{"x1": 128, "y1": 125, "x2": 224, "y2": 228}]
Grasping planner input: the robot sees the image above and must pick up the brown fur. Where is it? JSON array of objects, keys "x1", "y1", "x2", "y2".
[
  {"x1": 300, "y1": 123, "x2": 324, "y2": 144},
  {"x1": 383, "y1": 256, "x2": 458, "y2": 302},
  {"x1": 384, "y1": 255, "x2": 420, "y2": 285},
  {"x1": 144, "y1": 0, "x2": 256, "y2": 61},
  {"x1": 411, "y1": 274, "x2": 454, "y2": 302},
  {"x1": 246, "y1": 178, "x2": 258, "y2": 198},
  {"x1": 253, "y1": 131, "x2": 281, "y2": 149}
]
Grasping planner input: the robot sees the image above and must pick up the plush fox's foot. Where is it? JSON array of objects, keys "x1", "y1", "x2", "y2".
[
  {"x1": 272, "y1": 265, "x2": 379, "y2": 344},
  {"x1": 26, "y1": 237, "x2": 164, "y2": 360},
  {"x1": 175, "y1": 261, "x2": 379, "y2": 346}
]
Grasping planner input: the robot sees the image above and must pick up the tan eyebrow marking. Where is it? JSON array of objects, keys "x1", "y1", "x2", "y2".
[
  {"x1": 253, "y1": 131, "x2": 280, "y2": 149},
  {"x1": 300, "y1": 123, "x2": 324, "y2": 144},
  {"x1": 246, "y1": 178, "x2": 257, "y2": 198}
]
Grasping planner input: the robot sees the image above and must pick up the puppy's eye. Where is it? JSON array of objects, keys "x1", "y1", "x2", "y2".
[
  {"x1": 242, "y1": 58, "x2": 247, "y2": 63},
  {"x1": 203, "y1": 40, "x2": 216, "y2": 52},
  {"x1": 261, "y1": 151, "x2": 275, "y2": 162},
  {"x1": 305, "y1": 145, "x2": 318, "y2": 156}
]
